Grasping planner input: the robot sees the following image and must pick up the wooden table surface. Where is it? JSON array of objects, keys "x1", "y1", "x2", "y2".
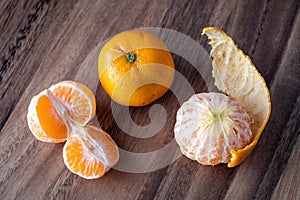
[{"x1": 1, "y1": 0, "x2": 299, "y2": 199}]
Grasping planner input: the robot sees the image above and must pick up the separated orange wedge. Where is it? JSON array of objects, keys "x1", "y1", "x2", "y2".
[
  {"x1": 63, "y1": 125, "x2": 119, "y2": 179},
  {"x1": 27, "y1": 81, "x2": 96, "y2": 143}
]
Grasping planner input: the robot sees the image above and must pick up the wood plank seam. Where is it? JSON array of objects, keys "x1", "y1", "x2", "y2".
[
  {"x1": 255, "y1": 95, "x2": 300, "y2": 199},
  {"x1": 0, "y1": 0, "x2": 47, "y2": 132},
  {"x1": 268, "y1": 3, "x2": 300, "y2": 89},
  {"x1": 0, "y1": 104, "x2": 13, "y2": 133},
  {"x1": 251, "y1": 7, "x2": 300, "y2": 199},
  {"x1": 0, "y1": 0, "x2": 46, "y2": 82},
  {"x1": 250, "y1": 0, "x2": 269, "y2": 56}
]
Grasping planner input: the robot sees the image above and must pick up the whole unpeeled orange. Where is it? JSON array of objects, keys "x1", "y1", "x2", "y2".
[{"x1": 98, "y1": 30, "x2": 175, "y2": 106}]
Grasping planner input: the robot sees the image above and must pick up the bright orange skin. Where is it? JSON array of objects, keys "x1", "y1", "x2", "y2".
[{"x1": 98, "y1": 30, "x2": 175, "y2": 106}]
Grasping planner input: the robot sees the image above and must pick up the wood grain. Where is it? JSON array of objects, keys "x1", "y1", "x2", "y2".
[{"x1": 0, "y1": 0, "x2": 299, "y2": 199}]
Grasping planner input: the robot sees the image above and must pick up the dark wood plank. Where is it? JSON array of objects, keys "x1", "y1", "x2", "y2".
[
  {"x1": 254, "y1": 11, "x2": 300, "y2": 200},
  {"x1": 0, "y1": 0, "x2": 299, "y2": 199},
  {"x1": 224, "y1": 7, "x2": 300, "y2": 200},
  {"x1": 0, "y1": 0, "x2": 80, "y2": 131},
  {"x1": 272, "y1": 136, "x2": 300, "y2": 200}
]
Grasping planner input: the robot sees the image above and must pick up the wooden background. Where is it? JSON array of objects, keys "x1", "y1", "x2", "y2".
[{"x1": 1, "y1": 0, "x2": 299, "y2": 199}]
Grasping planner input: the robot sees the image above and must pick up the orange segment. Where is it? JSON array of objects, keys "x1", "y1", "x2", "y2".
[
  {"x1": 36, "y1": 95, "x2": 68, "y2": 140},
  {"x1": 63, "y1": 125, "x2": 119, "y2": 179},
  {"x1": 63, "y1": 136, "x2": 106, "y2": 179},
  {"x1": 49, "y1": 81, "x2": 96, "y2": 125},
  {"x1": 202, "y1": 27, "x2": 271, "y2": 167},
  {"x1": 27, "y1": 81, "x2": 96, "y2": 143},
  {"x1": 27, "y1": 90, "x2": 68, "y2": 143},
  {"x1": 84, "y1": 126, "x2": 119, "y2": 168}
]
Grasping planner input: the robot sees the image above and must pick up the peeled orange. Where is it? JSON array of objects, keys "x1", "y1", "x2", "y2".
[
  {"x1": 175, "y1": 92, "x2": 253, "y2": 165},
  {"x1": 202, "y1": 27, "x2": 271, "y2": 167},
  {"x1": 174, "y1": 27, "x2": 271, "y2": 167}
]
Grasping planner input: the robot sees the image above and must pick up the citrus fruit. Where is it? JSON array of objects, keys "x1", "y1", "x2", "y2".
[
  {"x1": 174, "y1": 27, "x2": 271, "y2": 167},
  {"x1": 27, "y1": 81, "x2": 119, "y2": 179},
  {"x1": 174, "y1": 92, "x2": 253, "y2": 165},
  {"x1": 63, "y1": 125, "x2": 119, "y2": 179},
  {"x1": 98, "y1": 30, "x2": 175, "y2": 106},
  {"x1": 49, "y1": 81, "x2": 96, "y2": 125},
  {"x1": 202, "y1": 27, "x2": 271, "y2": 167},
  {"x1": 27, "y1": 81, "x2": 96, "y2": 143},
  {"x1": 27, "y1": 90, "x2": 68, "y2": 143}
]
